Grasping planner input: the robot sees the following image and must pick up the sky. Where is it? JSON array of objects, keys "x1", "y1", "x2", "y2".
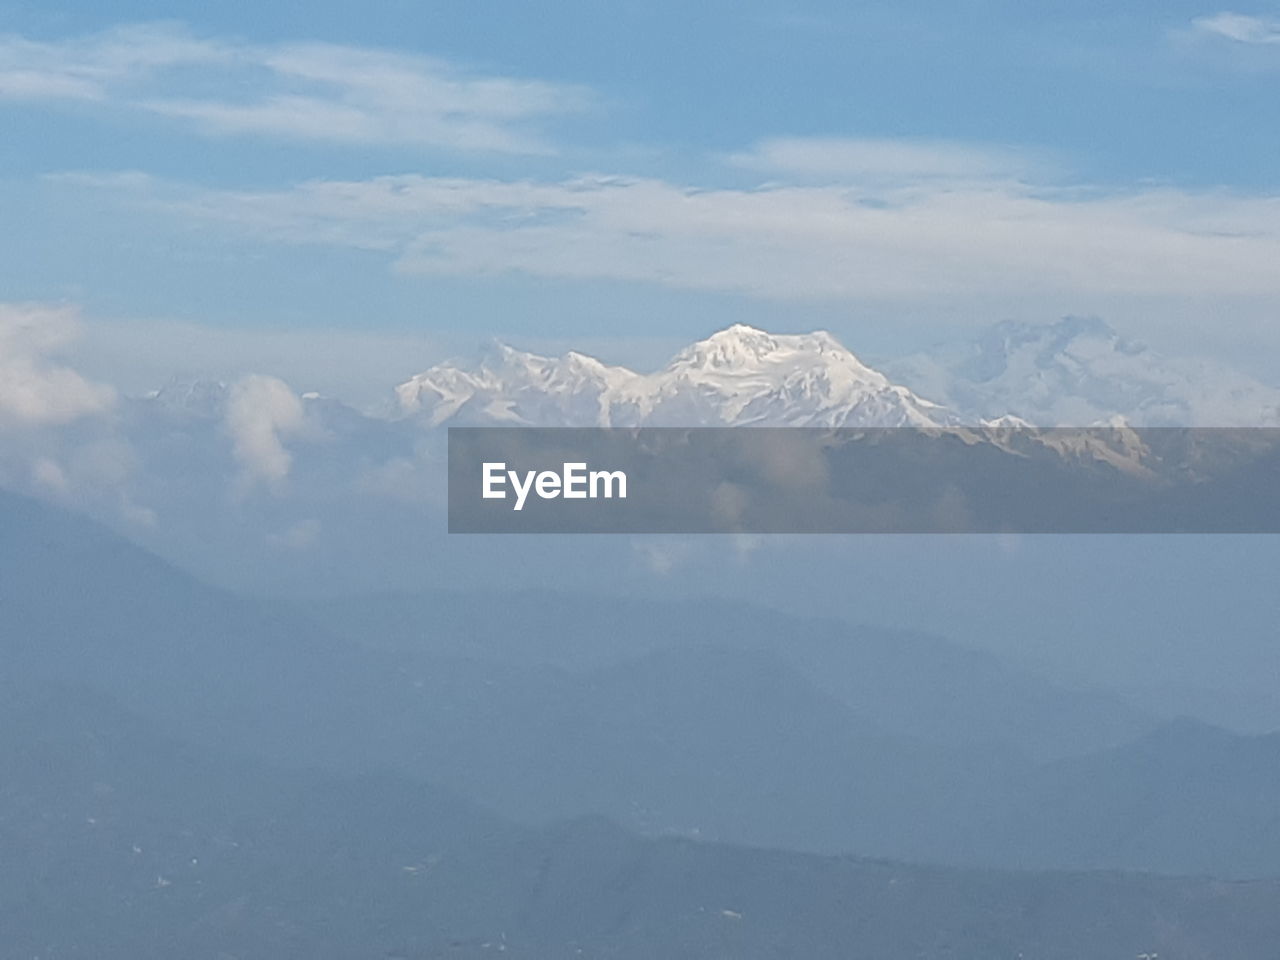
[
  {"x1": 3, "y1": 0, "x2": 1280, "y2": 399},
  {"x1": 6, "y1": 2, "x2": 1280, "y2": 717}
]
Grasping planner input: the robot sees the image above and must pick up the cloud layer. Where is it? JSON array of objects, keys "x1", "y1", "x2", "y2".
[
  {"x1": 0, "y1": 23, "x2": 587, "y2": 153},
  {"x1": 0, "y1": 303, "x2": 115, "y2": 427},
  {"x1": 10, "y1": 16, "x2": 1280, "y2": 315},
  {"x1": 729, "y1": 137, "x2": 1040, "y2": 181},
  {"x1": 1192, "y1": 11, "x2": 1280, "y2": 44},
  {"x1": 225, "y1": 374, "x2": 307, "y2": 491},
  {"x1": 61, "y1": 157, "x2": 1280, "y2": 303}
]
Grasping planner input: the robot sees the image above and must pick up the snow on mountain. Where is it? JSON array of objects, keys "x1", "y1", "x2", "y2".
[
  {"x1": 395, "y1": 343, "x2": 639, "y2": 427},
  {"x1": 886, "y1": 316, "x2": 1280, "y2": 427},
  {"x1": 111, "y1": 320, "x2": 1280, "y2": 514},
  {"x1": 395, "y1": 324, "x2": 953, "y2": 428},
  {"x1": 142, "y1": 376, "x2": 231, "y2": 419}
]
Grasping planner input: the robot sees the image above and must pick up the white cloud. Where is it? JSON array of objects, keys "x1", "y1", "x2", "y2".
[
  {"x1": 0, "y1": 23, "x2": 586, "y2": 153},
  {"x1": 0, "y1": 23, "x2": 227, "y2": 101},
  {"x1": 1192, "y1": 11, "x2": 1280, "y2": 44},
  {"x1": 224, "y1": 374, "x2": 306, "y2": 491},
  {"x1": 66, "y1": 165, "x2": 1280, "y2": 304},
  {"x1": 730, "y1": 137, "x2": 1038, "y2": 181},
  {"x1": 0, "y1": 303, "x2": 115, "y2": 427},
  {"x1": 0, "y1": 305, "x2": 151, "y2": 524}
]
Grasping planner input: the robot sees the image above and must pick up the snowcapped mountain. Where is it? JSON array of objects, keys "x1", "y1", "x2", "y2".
[
  {"x1": 886, "y1": 316, "x2": 1280, "y2": 427},
  {"x1": 142, "y1": 376, "x2": 231, "y2": 419},
  {"x1": 395, "y1": 343, "x2": 638, "y2": 427},
  {"x1": 395, "y1": 324, "x2": 953, "y2": 428},
  {"x1": 143, "y1": 320, "x2": 1280, "y2": 433}
]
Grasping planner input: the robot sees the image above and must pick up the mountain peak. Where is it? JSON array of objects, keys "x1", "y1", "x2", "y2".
[
  {"x1": 717, "y1": 322, "x2": 771, "y2": 338},
  {"x1": 141, "y1": 376, "x2": 230, "y2": 418},
  {"x1": 990, "y1": 315, "x2": 1118, "y2": 345},
  {"x1": 671, "y1": 324, "x2": 784, "y2": 370},
  {"x1": 475, "y1": 339, "x2": 547, "y2": 372},
  {"x1": 888, "y1": 317, "x2": 1280, "y2": 427},
  {"x1": 395, "y1": 325, "x2": 948, "y2": 428},
  {"x1": 672, "y1": 325, "x2": 869, "y2": 375}
]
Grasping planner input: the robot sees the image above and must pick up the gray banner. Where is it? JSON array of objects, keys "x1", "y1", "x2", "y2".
[{"x1": 448, "y1": 427, "x2": 1280, "y2": 533}]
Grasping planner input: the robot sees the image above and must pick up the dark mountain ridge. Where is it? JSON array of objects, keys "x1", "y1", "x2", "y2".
[
  {"x1": 4, "y1": 681, "x2": 1280, "y2": 960},
  {"x1": 3, "y1": 489, "x2": 1279, "y2": 879}
]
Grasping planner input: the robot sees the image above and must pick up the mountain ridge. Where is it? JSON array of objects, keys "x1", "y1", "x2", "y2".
[
  {"x1": 123, "y1": 318, "x2": 1280, "y2": 431},
  {"x1": 8, "y1": 680, "x2": 1280, "y2": 959},
  {"x1": 7, "y1": 487, "x2": 1280, "y2": 878},
  {"x1": 887, "y1": 315, "x2": 1280, "y2": 427},
  {"x1": 394, "y1": 323, "x2": 952, "y2": 428}
]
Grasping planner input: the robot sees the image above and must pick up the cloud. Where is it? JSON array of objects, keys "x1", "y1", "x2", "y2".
[
  {"x1": 0, "y1": 23, "x2": 587, "y2": 153},
  {"x1": 730, "y1": 137, "x2": 1039, "y2": 181},
  {"x1": 0, "y1": 23, "x2": 227, "y2": 101},
  {"x1": 224, "y1": 374, "x2": 306, "y2": 491},
  {"x1": 1192, "y1": 12, "x2": 1280, "y2": 44},
  {"x1": 63, "y1": 163, "x2": 1280, "y2": 304},
  {"x1": 0, "y1": 303, "x2": 115, "y2": 427},
  {"x1": 0, "y1": 304, "x2": 151, "y2": 524}
]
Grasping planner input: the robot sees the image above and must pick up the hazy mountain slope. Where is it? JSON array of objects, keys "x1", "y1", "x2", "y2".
[
  {"x1": 0, "y1": 489, "x2": 1013, "y2": 859},
  {"x1": 425, "y1": 642, "x2": 1024, "y2": 857},
  {"x1": 0, "y1": 683, "x2": 534, "y2": 960},
  {"x1": 887, "y1": 316, "x2": 1280, "y2": 426},
  {"x1": 0, "y1": 489, "x2": 430, "y2": 773},
  {"x1": 310, "y1": 589, "x2": 1155, "y2": 761},
  {"x1": 979, "y1": 718, "x2": 1280, "y2": 876},
  {"x1": 522, "y1": 820, "x2": 1280, "y2": 960},
  {"x1": 7, "y1": 489, "x2": 1280, "y2": 876},
  {"x1": 4, "y1": 685, "x2": 1280, "y2": 960}
]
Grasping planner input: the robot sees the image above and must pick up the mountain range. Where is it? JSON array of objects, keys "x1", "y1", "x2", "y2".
[
  {"x1": 5, "y1": 487, "x2": 1280, "y2": 878},
  {"x1": 390, "y1": 317, "x2": 1280, "y2": 428},
  {"x1": 103, "y1": 317, "x2": 1280, "y2": 535},
  {"x1": 888, "y1": 315, "x2": 1280, "y2": 427},
  {"x1": 11, "y1": 314, "x2": 1278, "y2": 734},
  {"x1": 8, "y1": 486, "x2": 1280, "y2": 955},
  {"x1": 9, "y1": 679, "x2": 1280, "y2": 960},
  {"x1": 131, "y1": 316, "x2": 1280, "y2": 434},
  {"x1": 395, "y1": 325, "x2": 951, "y2": 427},
  {"x1": 98, "y1": 316, "x2": 1280, "y2": 545}
]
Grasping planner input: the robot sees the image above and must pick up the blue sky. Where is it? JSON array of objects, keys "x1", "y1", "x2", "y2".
[{"x1": 3, "y1": 1, "x2": 1280, "y2": 397}]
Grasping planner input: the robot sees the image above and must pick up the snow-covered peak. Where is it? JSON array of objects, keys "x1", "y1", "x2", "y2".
[
  {"x1": 670, "y1": 324, "x2": 788, "y2": 370},
  {"x1": 669, "y1": 326, "x2": 886, "y2": 388},
  {"x1": 888, "y1": 316, "x2": 1280, "y2": 427},
  {"x1": 395, "y1": 326, "x2": 950, "y2": 428},
  {"x1": 395, "y1": 342, "x2": 639, "y2": 427},
  {"x1": 142, "y1": 377, "x2": 230, "y2": 418},
  {"x1": 671, "y1": 324, "x2": 860, "y2": 370}
]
